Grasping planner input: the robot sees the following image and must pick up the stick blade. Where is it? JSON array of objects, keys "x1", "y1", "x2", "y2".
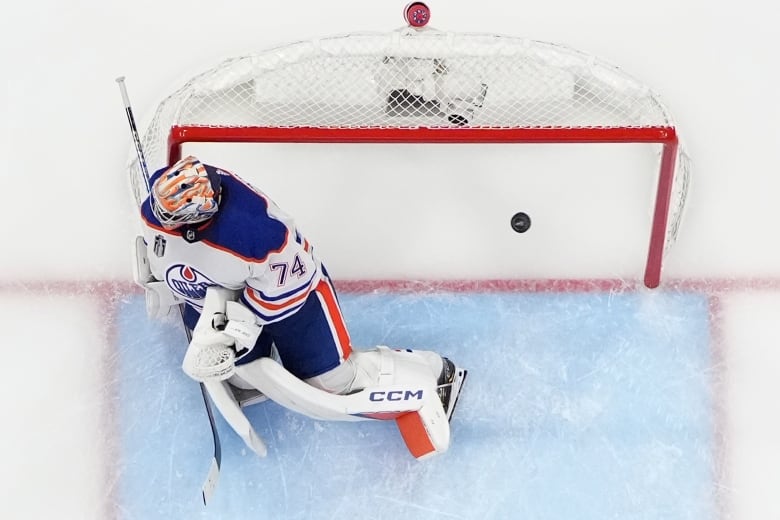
[{"x1": 201, "y1": 458, "x2": 220, "y2": 506}]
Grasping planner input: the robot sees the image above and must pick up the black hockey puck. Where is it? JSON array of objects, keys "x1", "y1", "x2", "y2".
[{"x1": 510, "y1": 212, "x2": 531, "y2": 233}]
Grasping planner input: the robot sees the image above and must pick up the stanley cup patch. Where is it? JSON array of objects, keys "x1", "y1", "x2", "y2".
[{"x1": 153, "y1": 235, "x2": 167, "y2": 257}]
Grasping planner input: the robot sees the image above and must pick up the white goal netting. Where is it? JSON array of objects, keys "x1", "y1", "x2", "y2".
[{"x1": 127, "y1": 26, "x2": 691, "y2": 287}]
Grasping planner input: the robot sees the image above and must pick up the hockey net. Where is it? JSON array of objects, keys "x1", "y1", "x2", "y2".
[{"x1": 128, "y1": 27, "x2": 690, "y2": 288}]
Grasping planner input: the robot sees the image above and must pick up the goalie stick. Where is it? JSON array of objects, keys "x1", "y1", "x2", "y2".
[
  {"x1": 116, "y1": 76, "x2": 223, "y2": 505},
  {"x1": 183, "y1": 315, "x2": 222, "y2": 505}
]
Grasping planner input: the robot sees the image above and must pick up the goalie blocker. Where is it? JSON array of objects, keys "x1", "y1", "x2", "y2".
[{"x1": 184, "y1": 287, "x2": 467, "y2": 459}]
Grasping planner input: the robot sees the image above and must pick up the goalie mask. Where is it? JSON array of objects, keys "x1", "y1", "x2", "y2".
[{"x1": 151, "y1": 156, "x2": 221, "y2": 229}]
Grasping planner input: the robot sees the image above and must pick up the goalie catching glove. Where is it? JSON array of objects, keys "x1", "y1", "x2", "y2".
[{"x1": 182, "y1": 287, "x2": 263, "y2": 382}]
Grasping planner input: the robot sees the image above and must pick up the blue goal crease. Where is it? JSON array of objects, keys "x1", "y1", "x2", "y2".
[{"x1": 114, "y1": 290, "x2": 716, "y2": 520}]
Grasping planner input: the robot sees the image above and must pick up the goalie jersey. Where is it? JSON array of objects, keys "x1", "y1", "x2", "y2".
[{"x1": 139, "y1": 165, "x2": 323, "y2": 325}]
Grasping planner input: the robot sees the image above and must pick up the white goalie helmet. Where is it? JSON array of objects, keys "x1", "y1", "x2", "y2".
[{"x1": 150, "y1": 155, "x2": 221, "y2": 229}]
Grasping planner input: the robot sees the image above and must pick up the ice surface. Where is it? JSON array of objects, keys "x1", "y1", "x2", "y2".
[
  {"x1": 115, "y1": 288, "x2": 716, "y2": 519},
  {"x1": 0, "y1": 295, "x2": 110, "y2": 520}
]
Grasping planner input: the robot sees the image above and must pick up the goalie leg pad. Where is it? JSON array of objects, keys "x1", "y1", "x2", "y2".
[
  {"x1": 306, "y1": 346, "x2": 443, "y2": 395},
  {"x1": 202, "y1": 380, "x2": 267, "y2": 457},
  {"x1": 396, "y1": 403, "x2": 448, "y2": 459},
  {"x1": 237, "y1": 348, "x2": 451, "y2": 458}
]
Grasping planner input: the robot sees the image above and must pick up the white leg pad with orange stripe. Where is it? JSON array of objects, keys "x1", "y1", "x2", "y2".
[{"x1": 235, "y1": 350, "x2": 450, "y2": 459}]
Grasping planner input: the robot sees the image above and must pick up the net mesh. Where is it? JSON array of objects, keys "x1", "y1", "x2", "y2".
[{"x1": 128, "y1": 26, "x2": 690, "y2": 260}]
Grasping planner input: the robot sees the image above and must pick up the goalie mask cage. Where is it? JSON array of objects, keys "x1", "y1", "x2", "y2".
[{"x1": 129, "y1": 27, "x2": 690, "y2": 289}]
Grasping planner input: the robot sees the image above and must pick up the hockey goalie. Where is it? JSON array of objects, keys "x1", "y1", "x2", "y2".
[{"x1": 133, "y1": 155, "x2": 467, "y2": 461}]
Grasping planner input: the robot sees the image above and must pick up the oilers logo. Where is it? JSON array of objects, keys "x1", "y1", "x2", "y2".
[{"x1": 165, "y1": 264, "x2": 216, "y2": 300}]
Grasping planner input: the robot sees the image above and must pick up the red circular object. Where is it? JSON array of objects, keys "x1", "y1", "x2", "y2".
[{"x1": 404, "y1": 2, "x2": 431, "y2": 27}]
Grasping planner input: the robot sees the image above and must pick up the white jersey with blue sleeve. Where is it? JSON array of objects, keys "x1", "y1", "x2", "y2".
[{"x1": 139, "y1": 166, "x2": 323, "y2": 325}]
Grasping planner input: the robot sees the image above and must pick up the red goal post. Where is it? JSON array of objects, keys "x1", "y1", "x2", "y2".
[{"x1": 129, "y1": 27, "x2": 690, "y2": 289}]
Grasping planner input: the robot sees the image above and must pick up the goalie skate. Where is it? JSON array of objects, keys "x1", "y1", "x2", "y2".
[{"x1": 437, "y1": 357, "x2": 467, "y2": 422}]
